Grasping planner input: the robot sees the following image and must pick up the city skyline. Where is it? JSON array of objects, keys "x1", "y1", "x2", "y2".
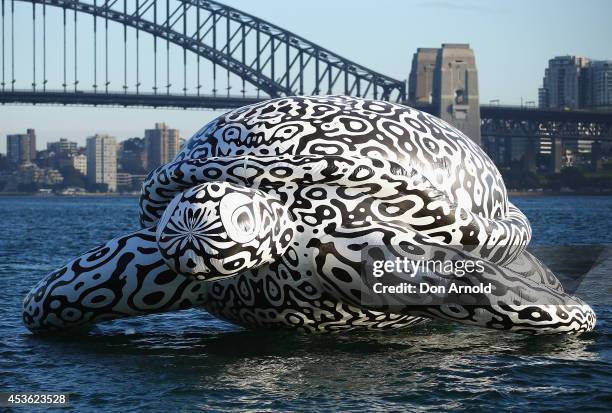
[
  {"x1": 1, "y1": 123, "x2": 182, "y2": 193},
  {"x1": 1, "y1": 0, "x2": 611, "y2": 149}
]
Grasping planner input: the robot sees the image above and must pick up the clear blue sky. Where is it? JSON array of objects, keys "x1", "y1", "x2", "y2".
[{"x1": 1, "y1": 0, "x2": 611, "y2": 151}]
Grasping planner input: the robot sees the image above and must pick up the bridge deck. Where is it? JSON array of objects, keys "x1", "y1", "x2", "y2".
[
  {"x1": 1, "y1": 90, "x2": 611, "y2": 141},
  {"x1": 0, "y1": 90, "x2": 264, "y2": 110}
]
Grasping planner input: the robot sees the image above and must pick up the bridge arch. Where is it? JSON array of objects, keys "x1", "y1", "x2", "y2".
[{"x1": 6, "y1": 0, "x2": 405, "y2": 102}]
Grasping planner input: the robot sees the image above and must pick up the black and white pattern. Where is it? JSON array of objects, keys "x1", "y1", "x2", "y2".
[
  {"x1": 23, "y1": 96, "x2": 596, "y2": 334},
  {"x1": 156, "y1": 182, "x2": 295, "y2": 281}
]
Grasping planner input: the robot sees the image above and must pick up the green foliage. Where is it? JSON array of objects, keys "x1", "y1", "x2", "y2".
[
  {"x1": 58, "y1": 166, "x2": 86, "y2": 189},
  {"x1": 0, "y1": 154, "x2": 16, "y2": 172},
  {"x1": 500, "y1": 168, "x2": 541, "y2": 190},
  {"x1": 503, "y1": 165, "x2": 612, "y2": 191}
]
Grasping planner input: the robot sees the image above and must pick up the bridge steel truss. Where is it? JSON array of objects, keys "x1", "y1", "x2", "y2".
[
  {"x1": 1, "y1": 0, "x2": 610, "y2": 149},
  {"x1": 481, "y1": 106, "x2": 612, "y2": 142},
  {"x1": 0, "y1": 0, "x2": 406, "y2": 103}
]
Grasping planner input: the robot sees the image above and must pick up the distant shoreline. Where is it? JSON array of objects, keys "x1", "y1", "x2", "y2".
[
  {"x1": 1, "y1": 191, "x2": 612, "y2": 197},
  {"x1": 0, "y1": 192, "x2": 139, "y2": 197},
  {"x1": 508, "y1": 190, "x2": 612, "y2": 196}
]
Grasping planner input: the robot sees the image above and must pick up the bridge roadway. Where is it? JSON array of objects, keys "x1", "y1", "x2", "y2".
[
  {"x1": 0, "y1": 90, "x2": 264, "y2": 110},
  {"x1": 1, "y1": 90, "x2": 611, "y2": 141}
]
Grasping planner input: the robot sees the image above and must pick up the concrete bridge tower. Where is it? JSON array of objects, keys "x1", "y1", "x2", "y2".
[
  {"x1": 409, "y1": 44, "x2": 481, "y2": 145},
  {"x1": 433, "y1": 44, "x2": 481, "y2": 144},
  {"x1": 408, "y1": 48, "x2": 438, "y2": 104}
]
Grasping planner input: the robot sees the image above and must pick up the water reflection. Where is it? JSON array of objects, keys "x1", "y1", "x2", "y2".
[{"x1": 19, "y1": 315, "x2": 607, "y2": 411}]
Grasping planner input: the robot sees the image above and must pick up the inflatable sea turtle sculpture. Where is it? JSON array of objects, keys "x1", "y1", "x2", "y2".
[{"x1": 23, "y1": 96, "x2": 596, "y2": 335}]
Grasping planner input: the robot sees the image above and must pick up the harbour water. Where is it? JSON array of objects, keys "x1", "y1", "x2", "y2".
[{"x1": 0, "y1": 195, "x2": 610, "y2": 412}]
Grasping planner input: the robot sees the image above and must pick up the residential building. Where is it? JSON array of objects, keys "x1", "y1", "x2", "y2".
[
  {"x1": 57, "y1": 153, "x2": 87, "y2": 176},
  {"x1": 145, "y1": 123, "x2": 180, "y2": 171},
  {"x1": 3, "y1": 163, "x2": 64, "y2": 189},
  {"x1": 116, "y1": 172, "x2": 147, "y2": 192},
  {"x1": 538, "y1": 56, "x2": 589, "y2": 109},
  {"x1": 116, "y1": 172, "x2": 133, "y2": 192},
  {"x1": 72, "y1": 153, "x2": 87, "y2": 176},
  {"x1": 538, "y1": 56, "x2": 612, "y2": 110},
  {"x1": 86, "y1": 134, "x2": 117, "y2": 192},
  {"x1": 586, "y1": 60, "x2": 612, "y2": 110},
  {"x1": 47, "y1": 138, "x2": 78, "y2": 155},
  {"x1": 7, "y1": 129, "x2": 37, "y2": 164}
]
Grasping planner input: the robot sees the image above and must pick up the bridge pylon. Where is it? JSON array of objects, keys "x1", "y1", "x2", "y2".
[{"x1": 409, "y1": 44, "x2": 481, "y2": 144}]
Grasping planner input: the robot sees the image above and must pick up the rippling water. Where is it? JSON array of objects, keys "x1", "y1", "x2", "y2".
[{"x1": 0, "y1": 196, "x2": 610, "y2": 412}]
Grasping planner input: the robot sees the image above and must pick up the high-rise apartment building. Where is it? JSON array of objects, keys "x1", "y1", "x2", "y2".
[
  {"x1": 586, "y1": 60, "x2": 612, "y2": 110},
  {"x1": 86, "y1": 134, "x2": 117, "y2": 192},
  {"x1": 47, "y1": 138, "x2": 78, "y2": 155},
  {"x1": 538, "y1": 56, "x2": 589, "y2": 109},
  {"x1": 144, "y1": 123, "x2": 180, "y2": 170},
  {"x1": 7, "y1": 129, "x2": 37, "y2": 164},
  {"x1": 537, "y1": 55, "x2": 612, "y2": 110}
]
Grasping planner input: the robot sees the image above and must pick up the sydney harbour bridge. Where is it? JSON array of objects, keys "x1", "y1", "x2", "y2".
[{"x1": 1, "y1": 0, "x2": 611, "y2": 171}]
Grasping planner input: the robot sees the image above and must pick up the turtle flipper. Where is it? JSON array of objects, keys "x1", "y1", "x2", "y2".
[
  {"x1": 22, "y1": 228, "x2": 207, "y2": 332},
  {"x1": 22, "y1": 182, "x2": 295, "y2": 333},
  {"x1": 312, "y1": 221, "x2": 596, "y2": 335}
]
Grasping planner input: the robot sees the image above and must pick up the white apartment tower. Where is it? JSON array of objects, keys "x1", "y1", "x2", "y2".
[{"x1": 86, "y1": 134, "x2": 117, "y2": 192}]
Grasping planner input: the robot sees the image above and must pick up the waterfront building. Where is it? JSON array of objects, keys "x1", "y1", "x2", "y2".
[
  {"x1": 144, "y1": 123, "x2": 180, "y2": 171},
  {"x1": 131, "y1": 174, "x2": 147, "y2": 190},
  {"x1": 7, "y1": 129, "x2": 37, "y2": 164},
  {"x1": 21, "y1": 164, "x2": 64, "y2": 186},
  {"x1": 86, "y1": 134, "x2": 117, "y2": 192},
  {"x1": 1, "y1": 163, "x2": 64, "y2": 190},
  {"x1": 538, "y1": 56, "x2": 612, "y2": 111},
  {"x1": 47, "y1": 138, "x2": 78, "y2": 155},
  {"x1": 57, "y1": 153, "x2": 87, "y2": 176},
  {"x1": 115, "y1": 172, "x2": 147, "y2": 192},
  {"x1": 72, "y1": 153, "x2": 87, "y2": 176},
  {"x1": 538, "y1": 56, "x2": 589, "y2": 109},
  {"x1": 116, "y1": 172, "x2": 133, "y2": 192},
  {"x1": 586, "y1": 60, "x2": 612, "y2": 110}
]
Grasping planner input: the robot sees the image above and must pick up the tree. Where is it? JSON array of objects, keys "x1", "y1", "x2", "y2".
[
  {"x1": 501, "y1": 167, "x2": 541, "y2": 190},
  {"x1": 94, "y1": 183, "x2": 109, "y2": 193},
  {"x1": 559, "y1": 167, "x2": 586, "y2": 189},
  {"x1": 547, "y1": 167, "x2": 586, "y2": 190},
  {"x1": 59, "y1": 166, "x2": 86, "y2": 189},
  {"x1": 0, "y1": 154, "x2": 15, "y2": 172}
]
